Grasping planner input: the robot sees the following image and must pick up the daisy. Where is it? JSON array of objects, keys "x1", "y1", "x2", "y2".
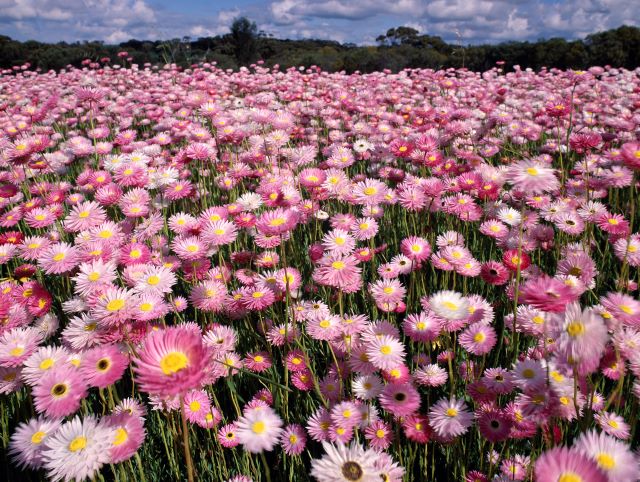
[
  {"x1": 322, "y1": 229, "x2": 356, "y2": 256},
  {"x1": 235, "y1": 406, "x2": 284, "y2": 453},
  {"x1": 574, "y1": 429, "x2": 639, "y2": 482},
  {"x1": 400, "y1": 236, "x2": 431, "y2": 262},
  {"x1": 595, "y1": 412, "x2": 631, "y2": 440},
  {"x1": 38, "y1": 243, "x2": 79, "y2": 274},
  {"x1": 0, "y1": 327, "x2": 43, "y2": 368},
  {"x1": 9, "y1": 416, "x2": 62, "y2": 469},
  {"x1": 511, "y1": 358, "x2": 546, "y2": 391},
  {"x1": 202, "y1": 219, "x2": 238, "y2": 247},
  {"x1": 64, "y1": 201, "x2": 106, "y2": 232},
  {"x1": 21, "y1": 345, "x2": 70, "y2": 386},
  {"x1": 534, "y1": 447, "x2": 607, "y2": 482},
  {"x1": 132, "y1": 326, "x2": 209, "y2": 397},
  {"x1": 102, "y1": 412, "x2": 146, "y2": 463},
  {"x1": 350, "y1": 217, "x2": 378, "y2": 241},
  {"x1": 61, "y1": 313, "x2": 103, "y2": 350},
  {"x1": 369, "y1": 279, "x2": 406, "y2": 306},
  {"x1": 402, "y1": 312, "x2": 441, "y2": 342},
  {"x1": 429, "y1": 290, "x2": 470, "y2": 321},
  {"x1": 379, "y1": 382, "x2": 421, "y2": 417},
  {"x1": 507, "y1": 159, "x2": 560, "y2": 193},
  {"x1": 312, "y1": 254, "x2": 363, "y2": 293},
  {"x1": 520, "y1": 275, "x2": 578, "y2": 313},
  {"x1": 365, "y1": 335, "x2": 405, "y2": 371},
  {"x1": 73, "y1": 259, "x2": 117, "y2": 297},
  {"x1": 402, "y1": 413, "x2": 432, "y2": 444},
  {"x1": 280, "y1": 424, "x2": 307, "y2": 455},
  {"x1": 183, "y1": 389, "x2": 212, "y2": 424},
  {"x1": 459, "y1": 322, "x2": 497, "y2": 356},
  {"x1": 310, "y1": 442, "x2": 381, "y2": 482},
  {"x1": 414, "y1": 364, "x2": 448, "y2": 387},
  {"x1": 551, "y1": 302, "x2": 608, "y2": 364},
  {"x1": 90, "y1": 287, "x2": 134, "y2": 328},
  {"x1": 352, "y1": 374, "x2": 384, "y2": 400},
  {"x1": 477, "y1": 409, "x2": 512, "y2": 443},
  {"x1": 41, "y1": 416, "x2": 114, "y2": 482},
  {"x1": 32, "y1": 364, "x2": 88, "y2": 418},
  {"x1": 428, "y1": 397, "x2": 474, "y2": 439},
  {"x1": 134, "y1": 265, "x2": 177, "y2": 295},
  {"x1": 80, "y1": 344, "x2": 128, "y2": 388}
]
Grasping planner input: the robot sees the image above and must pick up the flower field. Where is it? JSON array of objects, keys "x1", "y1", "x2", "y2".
[{"x1": 0, "y1": 61, "x2": 639, "y2": 482}]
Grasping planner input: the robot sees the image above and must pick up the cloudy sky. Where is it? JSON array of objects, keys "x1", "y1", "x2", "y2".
[{"x1": 0, "y1": 0, "x2": 637, "y2": 45}]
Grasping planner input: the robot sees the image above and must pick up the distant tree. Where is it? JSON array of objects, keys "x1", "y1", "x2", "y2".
[{"x1": 230, "y1": 16, "x2": 258, "y2": 66}]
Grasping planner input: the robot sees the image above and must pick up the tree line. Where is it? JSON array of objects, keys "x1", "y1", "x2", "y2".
[{"x1": 1, "y1": 20, "x2": 639, "y2": 73}]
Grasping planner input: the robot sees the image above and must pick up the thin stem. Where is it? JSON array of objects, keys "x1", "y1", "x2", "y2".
[{"x1": 180, "y1": 397, "x2": 195, "y2": 482}]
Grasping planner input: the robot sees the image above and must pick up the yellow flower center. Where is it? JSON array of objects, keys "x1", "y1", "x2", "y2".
[
  {"x1": 566, "y1": 321, "x2": 584, "y2": 337},
  {"x1": 252, "y1": 421, "x2": 266, "y2": 434},
  {"x1": 380, "y1": 345, "x2": 392, "y2": 355},
  {"x1": 31, "y1": 431, "x2": 46, "y2": 444},
  {"x1": 147, "y1": 275, "x2": 160, "y2": 285},
  {"x1": 39, "y1": 358, "x2": 54, "y2": 370},
  {"x1": 113, "y1": 428, "x2": 128, "y2": 446},
  {"x1": 53, "y1": 253, "x2": 65, "y2": 262},
  {"x1": 68, "y1": 436, "x2": 87, "y2": 452},
  {"x1": 558, "y1": 473, "x2": 583, "y2": 482},
  {"x1": 619, "y1": 305, "x2": 633, "y2": 315},
  {"x1": 160, "y1": 351, "x2": 188, "y2": 375},
  {"x1": 10, "y1": 346, "x2": 24, "y2": 357},
  {"x1": 189, "y1": 400, "x2": 201, "y2": 412},
  {"x1": 446, "y1": 408, "x2": 458, "y2": 417},
  {"x1": 442, "y1": 301, "x2": 458, "y2": 311},
  {"x1": 473, "y1": 332, "x2": 486, "y2": 343},
  {"x1": 106, "y1": 299, "x2": 125, "y2": 311}
]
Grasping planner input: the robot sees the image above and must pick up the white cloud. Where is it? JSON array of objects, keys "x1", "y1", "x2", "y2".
[{"x1": 0, "y1": 0, "x2": 637, "y2": 45}]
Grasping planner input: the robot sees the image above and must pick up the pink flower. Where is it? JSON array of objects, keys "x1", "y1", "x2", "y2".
[
  {"x1": 32, "y1": 364, "x2": 88, "y2": 418},
  {"x1": 133, "y1": 326, "x2": 210, "y2": 397},
  {"x1": 534, "y1": 447, "x2": 606, "y2": 482}
]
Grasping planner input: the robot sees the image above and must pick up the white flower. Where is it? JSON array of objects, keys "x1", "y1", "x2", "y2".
[
  {"x1": 311, "y1": 442, "x2": 382, "y2": 482},
  {"x1": 497, "y1": 206, "x2": 522, "y2": 226},
  {"x1": 430, "y1": 290, "x2": 470, "y2": 321}
]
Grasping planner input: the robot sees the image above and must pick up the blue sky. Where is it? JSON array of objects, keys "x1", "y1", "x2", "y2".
[{"x1": 0, "y1": 0, "x2": 637, "y2": 45}]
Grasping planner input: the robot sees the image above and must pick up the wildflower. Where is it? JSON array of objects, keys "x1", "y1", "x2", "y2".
[
  {"x1": 235, "y1": 406, "x2": 284, "y2": 453},
  {"x1": 428, "y1": 397, "x2": 474, "y2": 439},
  {"x1": 310, "y1": 442, "x2": 381, "y2": 482},
  {"x1": 32, "y1": 364, "x2": 88, "y2": 419},
  {"x1": 41, "y1": 416, "x2": 114, "y2": 482},
  {"x1": 534, "y1": 447, "x2": 606, "y2": 482},
  {"x1": 9, "y1": 417, "x2": 62, "y2": 469},
  {"x1": 132, "y1": 326, "x2": 209, "y2": 397}
]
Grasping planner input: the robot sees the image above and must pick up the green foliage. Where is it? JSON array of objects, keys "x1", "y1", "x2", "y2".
[
  {"x1": 230, "y1": 16, "x2": 258, "y2": 66},
  {"x1": 0, "y1": 24, "x2": 639, "y2": 72}
]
